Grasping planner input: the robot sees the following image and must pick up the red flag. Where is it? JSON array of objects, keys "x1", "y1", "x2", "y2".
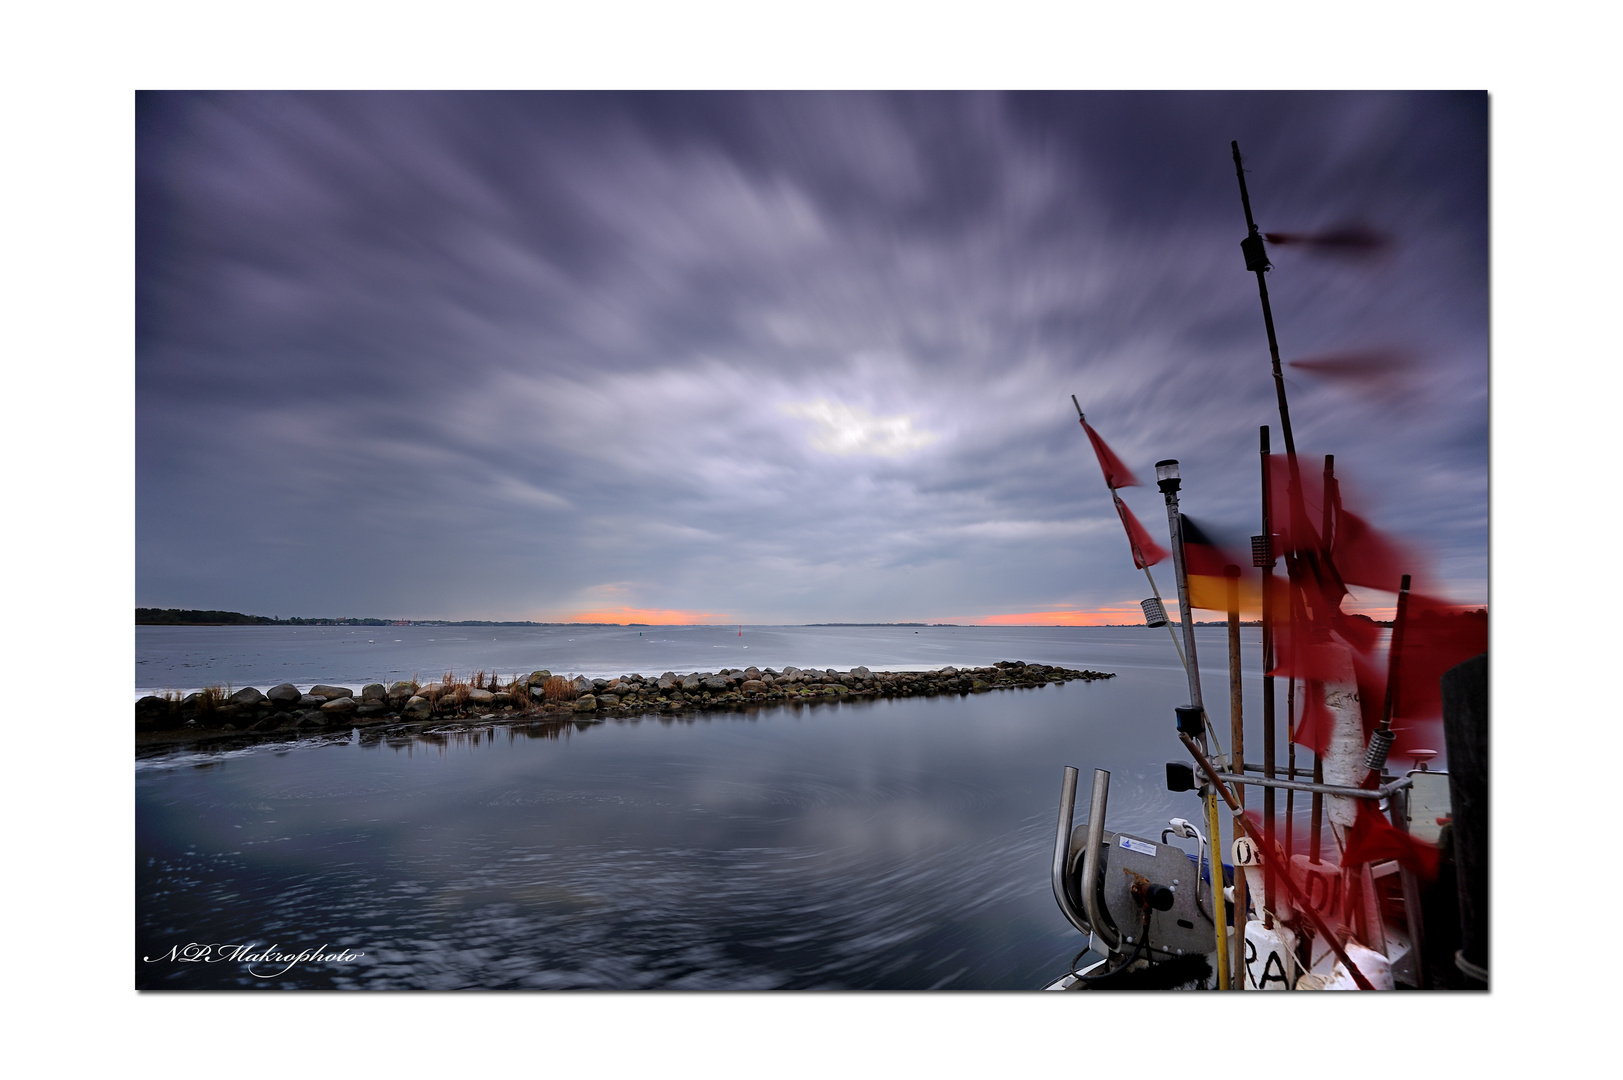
[
  {"x1": 1292, "y1": 680, "x2": 1337, "y2": 756},
  {"x1": 1341, "y1": 799, "x2": 1440, "y2": 882},
  {"x1": 1394, "y1": 595, "x2": 1487, "y2": 723},
  {"x1": 1332, "y1": 508, "x2": 1429, "y2": 594},
  {"x1": 1080, "y1": 417, "x2": 1140, "y2": 490},
  {"x1": 1113, "y1": 491, "x2": 1168, "y2": 569}
]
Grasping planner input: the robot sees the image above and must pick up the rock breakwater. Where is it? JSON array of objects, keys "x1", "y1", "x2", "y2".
[{"x1": 135, "y1": 660, "x2": 1114, "y2": 743}]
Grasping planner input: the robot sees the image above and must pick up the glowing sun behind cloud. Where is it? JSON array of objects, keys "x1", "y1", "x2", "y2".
[{"x1": 780, "y1": 399, "x2": 939, "y2": 456}]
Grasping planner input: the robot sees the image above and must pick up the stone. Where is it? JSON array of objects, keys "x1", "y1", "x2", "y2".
[
  {"x1": 597, "y1": 693, "x2": 620, "y2": 706},
  {"x1": 970, "y1": 680, "x2": 992, "y2": 693},
  {"x1": 230, "y1": 686, "x2": 266, "y2": 707},
  {"x1": 356, "y1": 703, "x2": 388, "y2": 717},
  {"x1": 938, "y1": 666, "x2": 958, "y2": 677},
  {"x1": 402, "y1": 695, "x2": 432, "y2": 719},
  {"x1": 267, "y1": 683, "x2": 302, "y2": 708},
  {"x1": 702, "y1": 676, "x2": 728, "y2": 692},
  {"x1": 418, "y1": 682, "x2": 445, "y2": 697},
  {"x1": 468, "y1": 688, "x2": 494, "y2": 705},
  {"x1": 530, "y1": 670, "x2": 552, "y2": 683},
  {"x1": 573, "y1": 695, "x2": 598, "y2": 712},
  {"x1": 742, "y1": 680, "x2": 766, "y2": 693},
  {"x1": 310, "y1": 684, "x2": 355, "y2": 701},
  {"x1": 744, "y1": 666, "x2": 762, "y2": 681},
  {"x1": 320, "y1": 696, "x2": 357, "y2": 713},
  {"x1": 361, "y1": 683, "x2": 387, "y2": 702},
  {"x1": 682, "y1": 675, "x2": 701, "y2": 691},
  {"x1": 298, "y1": 694, "x2": 323, "y2": 708}
]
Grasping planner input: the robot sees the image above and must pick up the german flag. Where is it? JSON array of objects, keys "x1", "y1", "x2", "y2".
[{"x1": 1179, "y1": 515, "x2": 1259, "y2": 615}]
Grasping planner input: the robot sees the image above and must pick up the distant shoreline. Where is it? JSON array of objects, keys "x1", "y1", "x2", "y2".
[{"x1": 135, "y1": 608, "x2": 1273, "y2": 629}]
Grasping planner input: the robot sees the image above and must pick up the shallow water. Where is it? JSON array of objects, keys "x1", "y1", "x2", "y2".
[{"x1": 136, "y1": 625, "x2": 1328, "y2": 990}]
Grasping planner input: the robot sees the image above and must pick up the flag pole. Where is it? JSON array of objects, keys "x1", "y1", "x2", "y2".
[
  {"x1": 1309, "y1": 455, "x2": 1338, "y2": 862},
  {"x1": 1155, "y1": 458, "x2": 1230, "y2": 990},
  {"x1": 1225, "y1": 563, "x2": 1248, "y2": 987},
  {"x1": 1258, "y1": 425, "x2": 1278, "y2": 925},
  {"x1": 1073, "y1": 396, "x2": 1188, "y2": 670}
]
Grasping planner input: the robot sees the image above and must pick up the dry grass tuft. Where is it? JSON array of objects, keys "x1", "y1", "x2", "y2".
[
  {"x1": 543, "y1": 675, "x2": 574, "y2": 704},
  {"x1": 446, "y1": 670, "x2": 471, "y2": 707},
  {"x1": 194, "y1": 684, "x2": 230, "y2": 713}
]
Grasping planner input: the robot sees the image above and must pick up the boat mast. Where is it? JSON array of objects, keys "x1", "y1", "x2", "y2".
[{"x1": 1232, "y1": 142, "x2": 1300, "y2": 462}]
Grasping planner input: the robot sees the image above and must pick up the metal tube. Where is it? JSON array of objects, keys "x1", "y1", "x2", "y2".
[
  {"x1": 1211, "y1": 772, "x2": 1414, "y2": 799},
  {"x1": 1081, "y1": 768, "x2": 1119, "y2": 951},
  {"x1": 1240, "y1": 762, "x2": 1316, "y2": 778},
  {"x1": 1051, "y1": 766, "x2": 1092, "y2": 937}
]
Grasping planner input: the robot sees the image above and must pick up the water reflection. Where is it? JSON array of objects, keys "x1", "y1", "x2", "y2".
[{"x1": 137, "y1": 631, "x2": 1281, "y2": 990}]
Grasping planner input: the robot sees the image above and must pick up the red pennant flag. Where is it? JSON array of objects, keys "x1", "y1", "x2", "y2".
[
  {"x1": 1113, "y1": 491, "x2": 1168, "y2": 569},
  {"x1": 1080, "y1": 417, "x2": 1140, "y2": 490},
  {"x1": 1341, "y1": 799, "x2": 1440, "y2": 882},
  {"x1": 1332, "y1": 507, "x2": 1429, "y2": 594},
  {"x1": 1292, "y1": 681, "x2": 1337, "y2": 756},
  {"x1": 1394, "y1": 595, "x2": 1488, "y2": 723}
]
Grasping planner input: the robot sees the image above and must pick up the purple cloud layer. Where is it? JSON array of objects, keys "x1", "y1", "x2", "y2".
[{"x1": 137, "y1": 92, "x2": 1487, "y2": 621}]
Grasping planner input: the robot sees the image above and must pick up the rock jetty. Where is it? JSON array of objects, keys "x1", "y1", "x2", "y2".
[{"x1": 134, "y1": 660, "x2": 1114, "y2": 742}]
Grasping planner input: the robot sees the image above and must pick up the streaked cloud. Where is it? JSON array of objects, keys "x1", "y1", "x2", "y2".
[
  {"x1": 779, "y1": 399, "x2": 940, "y2": 457},
  {"x1": 137, "y1": 92, "x2": 1487, "y2": 622}
]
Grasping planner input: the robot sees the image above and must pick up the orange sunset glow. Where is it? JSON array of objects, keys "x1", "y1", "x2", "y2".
[
  {"x1": 955, "y1": 606, "x2": 1146, "y2": 627},
  {"x1": 559, "y1": 606, "x2": 733, "y2": 625}
]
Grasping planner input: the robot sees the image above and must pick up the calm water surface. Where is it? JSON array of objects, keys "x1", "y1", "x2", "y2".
[{"x1": 137, "y1": 625, "x2": 1312, "y2": 990}]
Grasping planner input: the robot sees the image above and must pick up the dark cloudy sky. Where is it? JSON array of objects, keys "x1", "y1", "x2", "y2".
[{"x1": 136, "y1": 91, "x2": 1487, "y2": 623}]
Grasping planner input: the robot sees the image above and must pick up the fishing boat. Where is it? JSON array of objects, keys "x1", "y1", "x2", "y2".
[{"x1": 1043, "y1": 143, "x2": 1488, "y2": 991}]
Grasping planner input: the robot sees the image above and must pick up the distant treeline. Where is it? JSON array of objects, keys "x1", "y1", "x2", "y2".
[{"x1": 136, "y1": 608, "x2": 554, "y2": 627}]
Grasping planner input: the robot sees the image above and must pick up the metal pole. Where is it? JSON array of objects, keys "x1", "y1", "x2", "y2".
[
  {"x1": 1156, "y1": 458, "x2": 1227, "y2": 988},
  {"x1": 1226, "y1": 564, "x2": 1247, "y2": 987},
  {"x1": 1155, "y1": 461, "x2": 1202, "y2": 713},
  {"x1": 1258, "y1": 426, "x2": 1277, "y2": 924},
  {"x1": 1286, "y1": 674, "x2": 1296, "y2": 862},
  {"x1": 1308, "y1": 456, "x2": 1336, "y2": 855},
  {"x1": 1232, "y1": 142, "x2": 1299, "y2": 463},
  {"x1": 1233, "y1": 147, "x2": 1317, "y2": 888}
]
